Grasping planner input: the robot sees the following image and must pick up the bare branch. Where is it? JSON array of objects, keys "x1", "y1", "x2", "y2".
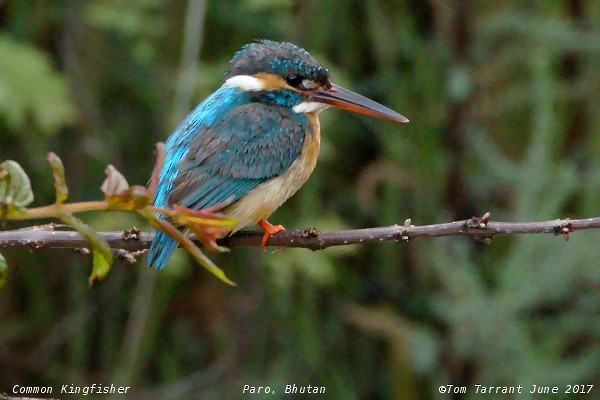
[{"x1": 1, "y1": 214, "x2": 599, "y2": 253}]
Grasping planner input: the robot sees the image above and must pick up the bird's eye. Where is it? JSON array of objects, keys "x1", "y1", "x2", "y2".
[
  {"x1": 285, "y1": 75, "x2": 320, "y2": 91},
  {"x1": 285, "y1": 74, "x2": 303, "y2": 88}
]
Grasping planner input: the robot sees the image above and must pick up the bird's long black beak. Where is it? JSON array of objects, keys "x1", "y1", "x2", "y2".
[{"x1": 308, "y1": 83, "x2": 409, "y2": 123}]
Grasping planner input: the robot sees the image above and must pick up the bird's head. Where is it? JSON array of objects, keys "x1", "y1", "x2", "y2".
[{"x1": 224, "y1": 40, "x2": 408, "y2": 123}]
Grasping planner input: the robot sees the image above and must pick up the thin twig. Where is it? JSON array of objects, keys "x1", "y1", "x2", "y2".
[{"x1": 1, "y1": 213, "x2": 598, "y2": 252}]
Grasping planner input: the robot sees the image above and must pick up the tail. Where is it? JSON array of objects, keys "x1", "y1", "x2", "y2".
[{"x1": 147, "y1": 230, "x2": 178, "y2": 269}]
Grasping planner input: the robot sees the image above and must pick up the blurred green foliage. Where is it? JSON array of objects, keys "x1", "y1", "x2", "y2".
[{"x1": 1, "y1": 0, "x2": 599, "y2": 399}]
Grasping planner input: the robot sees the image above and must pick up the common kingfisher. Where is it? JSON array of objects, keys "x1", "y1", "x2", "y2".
[{"x1": 147, "y1": 40, "x2": 408, "y2": 269}]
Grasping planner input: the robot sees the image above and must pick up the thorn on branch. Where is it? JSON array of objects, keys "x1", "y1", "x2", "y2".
[
  {"x1": 467, "y1": 211, "x2": 491, "y2": 229},
  {"x1": 399, "y1": 218, "x2": 414, "y2": 242},
  {"x1": 301, "y1": 227, "x2": 318, "y2": 238},
  {"x1": 122, "y1": 226, "x2": 141, "y2": 241},
  {"x1": 466, "y1": 212, "x2": 493, "y2": 244},
  {"x1": 392, "y1": 225, "x2": 411, "y2": 242},
  {"x1": 401, "y1": 229, "x2": 410, "y2": 242},
  {"x1": 553, "y1": 219, "x2": 571, "y2": 241}
]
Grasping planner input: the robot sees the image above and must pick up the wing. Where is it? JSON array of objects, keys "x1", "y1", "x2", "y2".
[{"x1": 167, "y1": 102, "x2": 311, "y2": 210}]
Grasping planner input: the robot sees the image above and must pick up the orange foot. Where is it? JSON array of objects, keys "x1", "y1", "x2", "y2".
[{"x1": 258, "y1": 219, "x2": 286, "y2": 249}]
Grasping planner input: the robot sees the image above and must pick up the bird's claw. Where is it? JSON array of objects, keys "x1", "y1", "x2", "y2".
[{"x1": 258, "y1": 219, "x2": 286, "y2": 249}]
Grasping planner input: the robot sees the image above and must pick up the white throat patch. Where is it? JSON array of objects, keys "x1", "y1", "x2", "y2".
[{"x1": 292, "y1": 102, "x2": 330, "y2": 114}]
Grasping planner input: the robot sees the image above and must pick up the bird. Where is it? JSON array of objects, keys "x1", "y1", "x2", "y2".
[{"x1": 147, "y1": 40, "x2": 408, "y2": 269}]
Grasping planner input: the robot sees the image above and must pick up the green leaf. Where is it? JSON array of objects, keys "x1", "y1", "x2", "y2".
[
  {"x1": 0, "y1": 160, "x2": 34, "y2": 208},
  {"x1": 0, "y1": 252, "x2": 7, "y2": 288},
  {"x1": 61, "y1": 213, "x2": 113, "y2": 285},
  {"x1": 46, "y1": 152, "x2": 68, "y2": 203},
  {"x1": 0, "y1": 35, "x2": 75, "y2": 134},
  {"x1": 89, "y1": 249, "x2": 111, "y2": 286}
]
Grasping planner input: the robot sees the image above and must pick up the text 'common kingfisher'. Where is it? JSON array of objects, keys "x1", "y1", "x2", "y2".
[{"x1": 148, "y1": 40, "x2": 408, "y2": 269}]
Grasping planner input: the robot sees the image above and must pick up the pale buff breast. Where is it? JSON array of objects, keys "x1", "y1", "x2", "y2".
[{"x1": 225, "y1": 113, "x2": 321, "y2": 231}]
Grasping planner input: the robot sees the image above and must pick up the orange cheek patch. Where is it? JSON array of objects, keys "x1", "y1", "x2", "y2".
[{"x1": 254, "y1": 73, "x2": 296, "y2": 92}]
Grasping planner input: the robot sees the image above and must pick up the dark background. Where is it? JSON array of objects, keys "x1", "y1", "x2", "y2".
[{"x1": 1, "y1": 0, "x2": 599, "y2": 399}]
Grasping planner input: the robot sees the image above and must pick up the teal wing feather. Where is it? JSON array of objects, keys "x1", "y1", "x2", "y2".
[{"x1": 168, "y1": 102, "x2": 310, "y2": 209}]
